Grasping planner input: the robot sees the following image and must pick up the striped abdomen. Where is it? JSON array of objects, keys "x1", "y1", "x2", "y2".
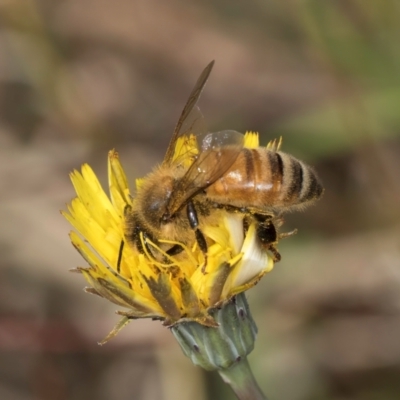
[{"x1": 205, "y1": 148, "x2": 323, "y2": 212}]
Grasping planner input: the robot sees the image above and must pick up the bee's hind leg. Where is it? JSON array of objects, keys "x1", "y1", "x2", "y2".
[
  {"x1": 253, "y1": 213, "x2": 298, "y2": 262},
  {"x1": 186, "y1": 201, "x2": 208, "y2": 271},
  {"x1": 254, "y1": 214, "x2": 281, "y2": 262}
]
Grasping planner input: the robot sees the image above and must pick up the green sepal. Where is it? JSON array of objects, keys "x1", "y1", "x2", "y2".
[{"x1": 171, "y1": 293, "x2": 257, "y2": 371}]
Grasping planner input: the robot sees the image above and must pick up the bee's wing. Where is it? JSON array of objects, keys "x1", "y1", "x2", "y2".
[
  {"x1": 163, "y1": 61, "x2": 214, "y2": 166},
  {"x1": 166, "y1": 130, "x2": 244, "y2": 216}
]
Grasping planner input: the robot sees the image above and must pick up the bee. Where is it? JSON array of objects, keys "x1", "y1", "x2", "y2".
[{"x1": 122, "y1": 61, "x2": 323, "y2": 267}]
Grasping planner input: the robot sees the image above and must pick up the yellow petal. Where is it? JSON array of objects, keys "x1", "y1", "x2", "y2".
[
  {"x1": 222, "y1": 223, "x2": 273, "y2": 297},
  {"x1": 142, "y1": 272, "x2": 182, "y2": 320},
  {"x1": 244, "y1": 131, "x2": 259, "y2": 148},
  {"x1": 266, "y1": 136, "x2": 282, "y2": 151},
  {"x1": 71, "y1": 165, "x2": 119, "y2": 227},
  {"x1": 108, "y1": 150, "x2": 132, "y2": 212},
  {"x1": 99, "y1": 316, "x2": 132, "y2": 345}
]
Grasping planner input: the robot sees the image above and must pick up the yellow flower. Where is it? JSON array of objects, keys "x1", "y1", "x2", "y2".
[{"x1": 62, "y1": 132, "x2": 275, "y2": 344}]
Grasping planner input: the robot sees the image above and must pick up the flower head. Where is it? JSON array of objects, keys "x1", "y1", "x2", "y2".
[{"x1": 63, "y1": 132, "x2": 275, "y2": 343}]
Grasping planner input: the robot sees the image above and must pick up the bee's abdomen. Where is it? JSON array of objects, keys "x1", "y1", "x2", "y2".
[{"x1": 206, "y1": 148, "x2": 323, "y2": 210}]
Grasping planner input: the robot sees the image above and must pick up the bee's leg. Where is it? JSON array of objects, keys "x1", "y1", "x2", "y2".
[
  {"x1": 124, "y1": 204, "x2": 150, "y2": 255},
  {"x1": 133, "y1": 226, "x2": 155, "y2": 258},
  {"x1": 166, "y1": 244, "x2": 184, "y2": 256},
  {"x1": 267, "y1": 244, "x2": 281, "y2": 262},
  {"x1": 117, "y1": 240, "x2": 125, "y2": 272},
  {"x1": 278, "y1": 229, "x2": 298, "y2": 240},
  {"x1": 116, "y1": 204, "x2": 133, "y2": 271},
  {"x1": 254, "y1": 214, "x2": 282, "y2": 262},
  {"x1": 187, "y1": 201, "x2": 208, "y2": 268}
]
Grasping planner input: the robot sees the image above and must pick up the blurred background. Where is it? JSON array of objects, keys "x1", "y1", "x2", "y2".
[{"x1": 1, "y1": 0, "x2": 400, "y2": 399}]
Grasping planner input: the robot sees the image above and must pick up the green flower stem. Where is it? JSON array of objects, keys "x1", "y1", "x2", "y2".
[{"x1": 218, "y1": 357, "x2": 267, "y2": 400}]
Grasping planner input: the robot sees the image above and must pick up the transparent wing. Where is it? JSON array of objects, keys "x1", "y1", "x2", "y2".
[
  {"x1": 168, "y1": 106, "x2": 204, "y2": 168},
  {"x1": 166, "y1": 130, "x2": 244, "y2": 216},
  {"x1": 163, "y1": 61, "x2": 214, "y2": 166}
]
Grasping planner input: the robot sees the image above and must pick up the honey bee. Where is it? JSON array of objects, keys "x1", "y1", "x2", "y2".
[{"x1": 123, "y1": 61, "x2": 323, "y2": 266}]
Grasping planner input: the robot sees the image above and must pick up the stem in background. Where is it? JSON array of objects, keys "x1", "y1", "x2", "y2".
[{"x1": 218, "y1": 357, "x2": 267, "y2": 400}]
